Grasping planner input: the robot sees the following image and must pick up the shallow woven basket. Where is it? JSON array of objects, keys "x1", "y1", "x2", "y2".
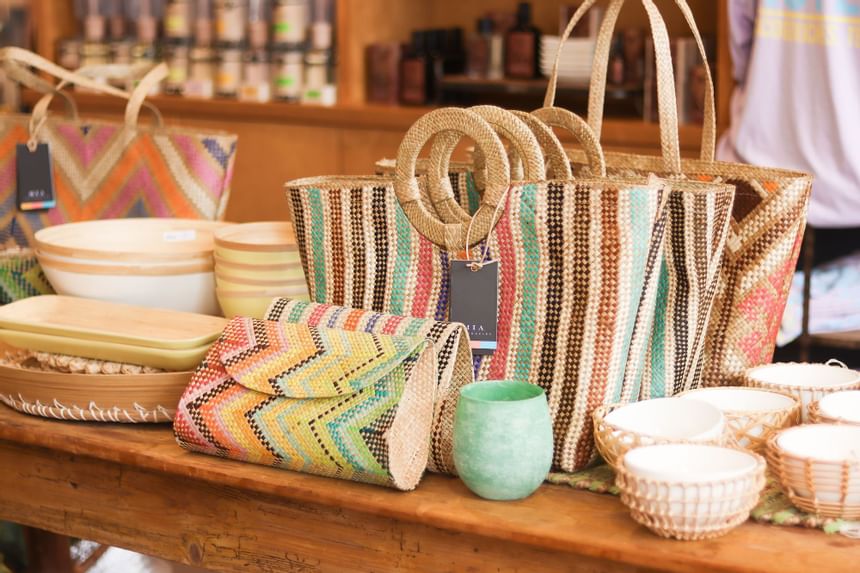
[
  {"x1": 616, "y1": 453, "x2": 767, "y2": 541},
  {"x1": 592, "y1": 403, "x2": 726, "y2": 470},
  {"x1": 766, "y1": 430, "x2": 860, "y2": 519},
  {"x1": 677, "y1": 389, "x2": 801, "y2": 454},
  {"x1": 807, "y1": 399, "x2": 860, "y2": 426}
]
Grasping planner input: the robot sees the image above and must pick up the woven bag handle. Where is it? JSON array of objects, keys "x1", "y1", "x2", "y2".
[
  {"x1": 0, "y1": 58, "x2": 80, "y2": 120},
  {"x1": 30, "y1": 63, "x2": 166, "y2": 133},
  {"x1": 426, "y1": 105, "x2": 546, "y2": 225},
  {"x1": 531, "y1": 107, "x2": 607, "y2": 177},
  {"x1": 543, "y1": 0, "x2": 684, "y2": 173},
  {"x1": 589, "y1": 0, "x2": 716, "y2": 162},
  {"x1": 0, "y1": 47, "x2": 167, "y2": 128},
  {"x1": 394, "y1": 108, "x2": 510, "y2": 251}
]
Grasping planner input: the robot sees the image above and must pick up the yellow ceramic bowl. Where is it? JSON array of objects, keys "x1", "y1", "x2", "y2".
[
  {"x1": 214, "y1": 222, "x2": 301, "y2": 264},
  {"x1": 215, "y1": 275, "x2": 307, "y2": 293},
  {"x1": 214, "y1": 260, "x2": 305, "y2": 281},
  {"x1": 217, "y1": 289, "x2": 310, "y2": 319}
]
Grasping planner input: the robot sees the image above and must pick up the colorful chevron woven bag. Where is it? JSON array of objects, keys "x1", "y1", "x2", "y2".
[
  {"x1": 174, "y1": 317, "x2": 438, "y2": 490},
  {"x1": 550, "y1": 0, "x2": 811, "y2": 388},
  {"x1": 0, "y1": 48, "x2": 236, "y2": 248},
  {"x1": 264, "y1": 298, "x2": 473, "y2": 475},
  {"x1": 286, "y1": 107, "x2": 671, "y2": 472}
]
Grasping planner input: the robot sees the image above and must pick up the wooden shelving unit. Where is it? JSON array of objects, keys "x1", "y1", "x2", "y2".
[{"x1": 24, "y1": 0, "x2": 731, "y2": 223}]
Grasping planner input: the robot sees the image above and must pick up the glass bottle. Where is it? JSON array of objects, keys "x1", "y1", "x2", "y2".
[
  {"x1": 214, "y1": 0, "x2": 247, "y2": 45},
  {"x1": 238, "y1": 49, "x2": 271, "y2": 102},
  {"x1": 273, "y1": 49, "x2": 303, "y2": 101},
  {"x1": 165, "y1": 42, "x2": 191, "y2": 94},
  {"x1": 504, "y1": 2, "x2": 541, "y2": 79},
  {"x1": 272, "y1": 0, "x2": 307, "y2": 48},
  {"x1": 216, "y1": 46, "x2": 243, "y2": 97},
  {"x1": 247, "y1": 0, "x2": 269, "y2": 50},
  {"x1": 77, "y1": 0, "x2": 106, "y2": 43},
  {"x1": 165, "y1": 0, "x2": 194, "y2": 41},
  {"x1": 186, "y1": 45, "x2": 216, "y2": 98},
  {"x1": 194, "y1": 0, "x2": 213, "y2": 46},
  {"x1": 467, "y1": 17, "x2": 493, "y2": 78},
  {"x1": 126, "y1": 0, "x2": 164, "y2": 45}
]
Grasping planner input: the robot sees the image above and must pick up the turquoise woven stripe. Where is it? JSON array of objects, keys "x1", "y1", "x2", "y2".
[
  {"x1": 403, "y1": 318, "x2": 425, "y2": 336},
  {"x1": 465, "y1": 172, "x2": 481, "y2": 214},
  {"x1": 287, "y1": 300, "x2": 310, "y2": 322},
  {"x1": 650, "y1": 264, "x2": 670, "y2": 398},
  {"x1": 612, "y1": 187, "x2": 652, "y2": 403},
  {"x1": 514, "y1": 183, "x2": 539, "y2": 380},
  {"x1": 388, "y1": 201, "x2": 413, "y2": 315},
  {"x1": 307, "y1": 189, "x2": 328, "y2": 299}
]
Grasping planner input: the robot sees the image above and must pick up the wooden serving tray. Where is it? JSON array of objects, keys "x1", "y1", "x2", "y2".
[
  {"x1": 0, "y1": 295, "x2": 227, "y2": 350},
  {"x1": 0, "y1": 363, "x2": 191, "y2": 423}
]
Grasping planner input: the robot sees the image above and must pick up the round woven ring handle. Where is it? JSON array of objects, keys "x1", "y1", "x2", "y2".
[
  {"x1": 394, "y1": 107, "x2": 510, "y2": 251},
  {"x1": 532, "y1": 107, "x2": 607, "y2": 177},
  {"x1": 426, "y1": 105, "x2": 545, "y2": 225}
]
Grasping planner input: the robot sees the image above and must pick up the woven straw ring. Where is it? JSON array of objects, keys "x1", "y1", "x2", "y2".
[
  {"x1": 394, "y1": 107, "x2": 511, "y2": 251},
  {"x1": 532, "y1": 107, "x2": 607, "y2": 178},
  {"x1": 425, "y1": 106, "x2": 547, "y2": 226}
]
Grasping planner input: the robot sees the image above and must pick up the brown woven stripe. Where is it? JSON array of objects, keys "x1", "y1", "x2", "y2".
[
  {"x1": 668, "y1": 191, "x2": 690, "y2": 394},
  {"x1": 349, "y1": 188, "x2": 366, "y2": 306},
  {"x1": 575, "y1": 188, "x2": 620, "y2": 468},
  {"x1": 329, "y1": 188, "x2": 345, "y2": 305},
  {"x1": 536, "y1": 181, "x2": 565, "y2": 397},
  {"x1": 289, "y1": 193, "x2": 310, "y2": 292},
  {"x1": 557, "y1": 184, "x2": 591, "y2": 466},
  {"x1": 371, "y1": 186, "x2": 389, "y2": 312}
]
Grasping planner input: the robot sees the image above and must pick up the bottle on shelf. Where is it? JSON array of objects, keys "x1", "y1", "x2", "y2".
[
  {"x1": 214, "y1": 0, "x2": 247, "y2": 46},
  {"x1": 399, "y1": 30, "x2": 429, "y2": 105},
  {"x1": 77, "y1": 0, "x2": 106, "y2": 43},
  {"x1": 186, "y1": 45, "x2": 216, "y2": 98},
  {"x1": 487, "y1": 12, "x2": 506, "y2": 80},
  {"x1": 365, "y1": 42, "x2": 401, "y2": 105},
  {"x1": 504, "y1": 2, "x2": 541, "y2": 79},
  {"x1": 127, "y1": 0, "x2": 163, "y2": 45},
  {"x1": 193, "y1": 0, "x2": 213, "y2": 46},
  {"x1": 272, "y1": 0, "x2": 308, "y2": 48},
  {"x1": 608, "y1": 34, "x2": 625, "y2": 86},
  {"x1": 164, "y1": 42, "x2": 191, "y2": 95},
  {"x1": 273, "y1": 48, "x2": 304, "y2": 101},
  {"x1": 442, "y1": 28, "x2": 466, "y2": 76},
  {"x1": 165, "y1": 0, "x2": 194, "y2": 42},
  {"x1": 106, "y1": 0, "x2": 126, "y2": 41},
  {"x1": 247, "y1": 0, "x2": 269, "y2": 50},
  {"x1": 238, "y1": 48, "x2": 271, "y2": 102},
  {"x1": 466, "y1": 17, "x2": 493, "y2": 79},
  {"x1": 216, "y1": 45, "x2": 243, "y2": 97}
]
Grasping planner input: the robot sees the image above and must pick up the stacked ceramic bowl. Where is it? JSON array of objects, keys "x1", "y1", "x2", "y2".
[
  {"x1": 767, "y1": 424, "x2": 860, "y2": 519},
  {"x1": 34, "y1": 218, "x2": 231, "y2": 315},
  {"x1": 592, "y1": 398, "x2": 726, "y2": 470},
  {"x1": 808, "y1": 390, "x2": 860, "y2": 425},
  {"x1": 616, "y1": 444, "x2": 766, "y2": 540},
  {"x1": 743, "y1": 360, "x2": 860, "y2": 421},
  {"x1": 213, "y1": 222, "x2": 309, "y2": 318},
  {"x1": 679, "y1": 387, "x2": 801, "y2": 453}
]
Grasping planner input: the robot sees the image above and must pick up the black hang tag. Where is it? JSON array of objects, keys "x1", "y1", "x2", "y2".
[
  {"x1": 16, "y1": 143, "x2": 56, "y2": 211},
  {"x1": 450, "y1": 260, "x2": 498, "y2": 355}
]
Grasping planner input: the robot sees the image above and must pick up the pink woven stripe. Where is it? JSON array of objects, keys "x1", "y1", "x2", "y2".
[
  {"x1": 54, "y1": 124, "x2": 118, "y2": 170},
  {"x1": 410, "y1": 235, "x2": 434, "y2": 318},
  {"x1": 382, "y1": 315, "x2": 405, "y2": 335},
  {"x1": 487, "y1": 207, "x2": 517, "y2": 380},
  {"x1": 172, "y1": 134, "x2": 223, "y2": 198}
]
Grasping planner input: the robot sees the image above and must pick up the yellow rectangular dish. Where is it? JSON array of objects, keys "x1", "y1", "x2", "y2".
[
  {"x1": 0, "y1": 295, "x2": 227, "y2": 350},
  {"x1": 0, "y1": 328, "x2": 212, "y2": 371}
]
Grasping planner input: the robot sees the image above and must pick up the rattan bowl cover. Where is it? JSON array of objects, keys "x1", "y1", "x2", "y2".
[{"x1": 616, "y1": 445, "x2": 767, "y2": 541}]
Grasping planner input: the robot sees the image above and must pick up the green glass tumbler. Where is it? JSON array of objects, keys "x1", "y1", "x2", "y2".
[{"x1": 453, "y1": 380, "x2": 553, "y2": 500}]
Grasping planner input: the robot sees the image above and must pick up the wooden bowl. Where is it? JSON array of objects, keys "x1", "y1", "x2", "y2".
[
  {"x1": 216, "y1": 288, "x2": 309, "y2": 318},
  {"x1": 214, "y1": 222, "x2": 300, "y2": 264},
  {"x1": 214, "y1": 258, "x2": 305, "y2": 281},
  {"x1": 34, "y1": 218, "x2": 230, "y2": 262},
  {"x1": 215, "y1": 274, "x2": 307, "y2": 292}
]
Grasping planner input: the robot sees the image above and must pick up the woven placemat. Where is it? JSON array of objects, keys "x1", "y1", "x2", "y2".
[{"x1": 548, "y1": 466, "x2": 858, "y2": 535}]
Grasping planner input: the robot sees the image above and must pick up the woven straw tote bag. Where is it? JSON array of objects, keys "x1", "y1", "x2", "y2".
[
  {"x1": 0, "y1": 47, "x2": 237, "y2": 248},
  {"x1": 551, "y1": 0, "x2": 812, "y2": 388},
  {"x1": 286, "y1": 106, "x2": 670, "y2": 471}
]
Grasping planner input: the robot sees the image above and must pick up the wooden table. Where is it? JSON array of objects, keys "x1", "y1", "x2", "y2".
[{"x1": 0, "y1": 407, "x2": 856, "y2": 573}]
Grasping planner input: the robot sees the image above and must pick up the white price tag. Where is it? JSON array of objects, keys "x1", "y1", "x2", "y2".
[{"x1": 162, "y1": 230, "x2": 197, "y2": 243}]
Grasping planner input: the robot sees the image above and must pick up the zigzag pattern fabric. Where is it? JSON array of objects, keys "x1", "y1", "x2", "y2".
[
  {"x1": 264, "y1": 298, "x2": 473, "y2": 475},
  {"x1": 174, "y1": 318, "x2": 438, "y2": 490},
  {"x1": 287, "y1": 177, "x2": 668, "y2": 472},
  {"x1": 568, "y1": 152, "x2": 812, "y2": 387},
  {"x1": 0, "y1": 117, "x2": 237, "y2": 246},
  {"x1": 0, "y1": 249, "x2": 53, "y2": 305}
]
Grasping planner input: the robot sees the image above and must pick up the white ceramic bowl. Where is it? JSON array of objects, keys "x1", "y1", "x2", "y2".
[
  {"x1": 34, "y1": 218, "x2": 230, "y2": 262},
  {"x1": 603, "y1": 398, "x2": 725, "y2": 443},
  {"x1": 818, "y1": 391, "x2": 860, "y2": 425},
  {"x1": 770, "y1": 425, "x2": 860, "y2": 513},
  {"x1": 744, "y1": 362, "x2": 860, "y2": 422},
  {"x1": 679, "y1": 387, "x2": 799, "y2": 451},
  {"x1": 619, "y1": 444, "x2": 765, "y2": 540},
  {"x1": 41, "y1": 264, "x2": 220, "y2": 316}
]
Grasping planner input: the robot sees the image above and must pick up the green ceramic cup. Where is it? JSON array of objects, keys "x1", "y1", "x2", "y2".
[{"x1": 453, "y1": 380, "x2": 553, "y2": 501}]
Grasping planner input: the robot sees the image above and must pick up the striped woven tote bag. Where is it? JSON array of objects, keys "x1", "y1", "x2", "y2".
[
  {"x1": 0, "y1": 48, "x2": 236, "y2": 248},
  {"x1": 286, "y1": 107, "x2": 669, "y2": 472},
  {"x1": 552, "y1": 0, "x2": 811, "y2": 387},
  {"x1": 264, "y1": 298, "x2": 473, "y2": 475},
  {"x1": 174, "y1": 317, "x2": 438, "y2": 490}
]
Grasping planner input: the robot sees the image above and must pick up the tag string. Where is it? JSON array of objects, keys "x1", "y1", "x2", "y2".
[
  {"x1": 26, "y1": 115, "x2": 47, "y2": 152},
  {"x1": 464, "y1": 185, "x2": 512, "y2": 271}
]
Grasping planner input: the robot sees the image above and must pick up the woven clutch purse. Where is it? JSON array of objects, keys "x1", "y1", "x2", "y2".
[{"x1": 174, "y1": 317, "x2": 438, "y2": 490}]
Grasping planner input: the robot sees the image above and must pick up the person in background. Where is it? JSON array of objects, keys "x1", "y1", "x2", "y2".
[{"x1": 719, "y1": 0, "x2": 860, "y2": 348}]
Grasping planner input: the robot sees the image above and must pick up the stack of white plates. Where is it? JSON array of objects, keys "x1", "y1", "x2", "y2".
[{"x1": 540, "y1": 36, "x2": 594, "y2": 82}]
